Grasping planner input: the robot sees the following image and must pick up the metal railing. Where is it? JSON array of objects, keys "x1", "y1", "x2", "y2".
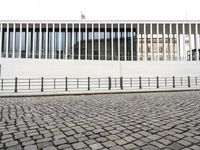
[{"x1": 0, "y1": 76, "x2": 199, "y2": 94}]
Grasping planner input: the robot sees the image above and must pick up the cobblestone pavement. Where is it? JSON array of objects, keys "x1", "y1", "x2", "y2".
[{"x1": 0, "y1": 91, "x2": 200, "y2": 150}]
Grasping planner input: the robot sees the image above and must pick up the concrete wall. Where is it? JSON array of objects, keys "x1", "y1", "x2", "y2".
[{"x1": 0, "y1": 58, "x2": 200, "y2": 78}]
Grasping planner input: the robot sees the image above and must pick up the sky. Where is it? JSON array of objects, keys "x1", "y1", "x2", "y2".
[{"x1": 0, "y1": 0, "x2": 200, "y2": 20}]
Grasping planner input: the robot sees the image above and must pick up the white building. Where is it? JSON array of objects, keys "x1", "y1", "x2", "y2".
[{"x1": 0, "y1": 20, "x2": 200, "y2": 78}]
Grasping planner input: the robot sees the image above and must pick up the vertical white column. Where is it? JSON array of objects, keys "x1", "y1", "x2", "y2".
[
  {"x1": 189, "y1": 23, "x2": 192, "y2": 61},
  {"x1": 45, "y1": 23, "x2": 48, "y2": 59},
  {"x1": 85, "y1": 23, "x2": 87, "y2": 60},
  {"x1": 131, "y1": 24, "x2": 133, "y2": 61},
  {"x1": 58, "y1": 23, "x2": 61, "y2": 59},
  {"x1": 12, "y1": 23, "x2": 15, "y2": 58},
  {"x1": 124, "y1": 23, "x2": 127, "y2": 61},
  {"x1": 118, "y1": 23, "x2": 120, "y2": 61},
  {"x1": 156, "y1": 23, "x2": 159, "y2": 61},
  {"x1": 72, "y1": 23, "x2": 74, "y2": 60},
  {"x1": 196, "y1": 23, "x2": 199, "y2": 61},
  {"x1": 52, "y1": 23, "x2": 55, "y2": 59},
  {"x1": 170, "y1": 23, "x2": 173, "y2": 60},
  {"x1": 78, "y1": 23, "x2": 81, "y2": 60},
  {"x1": 182, "y1": 23, "x2": 185, "y2": 61},
  {"x1": 26, "y1": 23, "x2": 28, "y2": 58},
  {"x1": 0, "y1": 23, "x2": 2, "y2": 58},
  {"x1": 111, "y1": 23, "x2": 114, "y2": 60},
  {"x1": 65, "y1": 23, "x2": 68, "y2": 59},
  {"x1": 176, "y1": 23, "x2": 179, "y2": 61},
  {"x1": 144, "y1": 23, "x2": 147, "y2": 61},
  {"x1": 98, "y1": 23, "x2": 100, "y2": 60},
  {"x1": 150, "y1": 23, "x2": 153, "y2": 61},
  {"x1": 137, "y1": 23, "x2": 140, "y2": 61},
  {"x1": 39, "y1": 23, "x2": 42, "y2": 59},
  {"x1": 163, "y1": 23, "x2": 166, "y2": 61},
  {"x1": 19, "y1": 23, "x2": 22, "y2": 58},
  {"x1": 6, "y1": 23, "x2": 9, "y2": 58},
  {"x1": 32, "y1": 23, "x2": 35, "y2": 58},
  {"x1": 92, "y1": 23, "x2": 94, "y2": 60},
  {"x1": 105, "y1": 23, "x2": 107, "y2": 60}
]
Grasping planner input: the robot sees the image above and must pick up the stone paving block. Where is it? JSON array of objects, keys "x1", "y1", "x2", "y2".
[
  {"x1": 72, "y1": 142, "x2": 87, "y2": 149},
  {"x1": 24, "y1": 145, "x2": 37, "y2": 150},
  {"x1": 102, "y1": 141, "x2": 116, "y2": 148},
  {"x1": 89, "y1": 143, "x2": 103, "y2": 150},
  {"x1": 43, "y1": 146, "x2": 57, "y2": 150}
]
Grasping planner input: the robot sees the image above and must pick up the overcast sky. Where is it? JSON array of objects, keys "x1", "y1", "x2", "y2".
[{"x1": 0, "y1": 0, "x2": 200, "y2": 20}]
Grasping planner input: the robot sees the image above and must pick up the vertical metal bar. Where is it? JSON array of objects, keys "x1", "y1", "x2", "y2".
[
  {"x1": 108, "y1": 77, "x2": 111, "y2": 90},
  {"x1": 88, "y1": 77, "x2": 90, "y2": 91},
  {"x1": 41, "y1": 77, "x2": 44, "y2": 92},
  {"x1": 15, "y1": 77, "x2": 17, "y2": 93},
  {"x1": 77, "y1": 78, "x2": 79, "y2": 89},
  {"x1": 65, "y1": 77, "x2": 68, "y2": 91},
  {"x1": 120, "y1": 77, "x2": 123, "y2": 90},
  {"x1": 165, "y1": 77, "x2": 167, "y2": 86},
  {"x1": 173, "y1": 76, "x2": 175, "y2": 88},
  {"x1": 54, "y1": 78, "x2": 56, "y2": 89},
  {"x1": 1, "y1": 79, "x2": 3, "y2": 91},
  {"x1": 195, "y1": 77, "x2": 197, "y2": 85},
  {"x1": 98, "y1": 78, "x2": 100, "y2": 88},
  {"x1": 130, "y1": 77, "x2": 132, "y2": 87},
  {"x1": 181, "y1": 77, "x2": 182, "y2": 86},
  {"x1": 115, "y1": 78, "x2": 117, "y2": 88},
  {"x1": 156, "y1": 76, "x2": 159, "y2": 88},
  {"x1": 28, "y1": 79, "x2": 30, "y2": 90},
  {"x1": 139, "y1": 76, "x2": 142, "y2": 89},
  {"x1": 148, "y1": 77, "x2": 150, "y2": 87},
  {"x1": 188, "y1": 76, "x2": 190, "y2": 87}
]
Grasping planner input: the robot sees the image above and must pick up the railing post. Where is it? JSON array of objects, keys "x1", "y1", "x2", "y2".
[
  {"x1": 77, "y1": 78, "x2": 79, "y2": 89},
  {"x1": 41, "y1": 77, "x2": 44, "y2": 92},
  {"x1": 156, "y1": 76, "x2": 159, "y2": 88},
  {"x1": 195, "y1": 77, "x2": 197, "y2": 85},
  {"x1": 1, "y1": 79, "x2": 3, "y2": 91},
  {"x1": 28, "y1": 79, "x2": 31, "y2": 90},
  {"x1": 139, "y1": 76, "x2": 142, "y2": 89},
  {"x1": 15, "y1": 77, "x2": 17, "y2": 93},
  {"x1": 188, "y1": 76, "x2": 190, "y2": 87},
  {"x1": 120, "y1": 77, "x2": 123, "y2": 90},
  {"x1": 108, "y1": 77, "x2": 111, "y2": 90},
  {"x1": 65, "y1": 77, "x2": 68, "y2": 91},
  {"x1": 148, "y1": 77, "x2": 150, "y2": 87},
  {"x1": 173, "y1": 76, "x2": 175, "y2": 88},
  {"x1": 88, "y1": 77, "x2": 90, "y2": 91}
]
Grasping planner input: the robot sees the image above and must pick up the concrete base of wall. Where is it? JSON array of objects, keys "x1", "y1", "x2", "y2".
[{"x1": 0, "y1": 58, "x2": 200, "y2": 78}]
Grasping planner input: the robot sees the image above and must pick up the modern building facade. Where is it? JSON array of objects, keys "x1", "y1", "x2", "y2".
[{"x1": 0, "y1": 20, "x2": 200, "y2": 78}]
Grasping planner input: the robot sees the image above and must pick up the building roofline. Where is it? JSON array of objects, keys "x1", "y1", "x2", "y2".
[{"x1": 1, "y1": 20, "x2": 200, "y2": 23}]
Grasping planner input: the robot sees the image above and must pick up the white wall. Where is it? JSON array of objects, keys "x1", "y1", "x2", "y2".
[{"x1": 0, "y1": 58, "x2": 200, "y2": 78}]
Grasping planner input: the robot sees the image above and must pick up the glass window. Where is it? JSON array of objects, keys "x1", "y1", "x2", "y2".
[
  {"x1": 67, "y1": 27, "x2": 72, "y2": 59},
  {"x1": 15, "y1": 27, "x2": 20, "y2": 58},
  {"x1": 28, "y1": 27, "x2": 33, "y2": 58},
  {"x1": 21, "y1": 28, "x2": 26, "y2": 58},
  {"x1": 48, "y1": 28, "x2": 53, "y2": 59}
]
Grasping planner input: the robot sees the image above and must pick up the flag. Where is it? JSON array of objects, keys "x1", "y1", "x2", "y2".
[{"x1": 81, "y1": 12, "x2": 85, "y2": 20}]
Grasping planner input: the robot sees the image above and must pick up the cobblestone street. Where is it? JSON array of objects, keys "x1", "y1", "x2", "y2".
[{"x1": 0, "y1": 91, "x2": 200, "y2": 150}]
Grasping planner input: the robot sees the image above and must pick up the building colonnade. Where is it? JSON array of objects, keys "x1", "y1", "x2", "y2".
[{"x1": 0, "y1": 21, "x2": 200, "y2": 61}]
